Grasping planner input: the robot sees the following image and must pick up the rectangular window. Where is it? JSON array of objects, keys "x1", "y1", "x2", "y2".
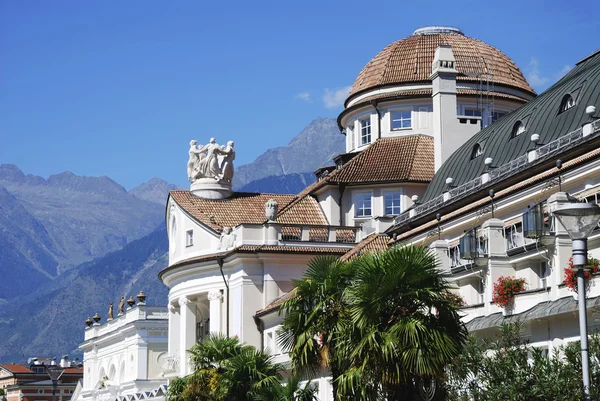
[
  {"x1": 391, "y1": 110, "x2": 412, "y2": 130},
  {"x1": 186, "y1": 230, "x2": 194, "y2": 247},
  {"x1": 360, "y1": 118, "x2": 371, "y2": 145},
  {"x1": 355, "y1": 193, "x2": 372, "y2": 217},
  {"x1": 349, "y1": 126, "x2": 355, "y2": 150},
  {"x1": 463, "y1": 108, "x2": 482, "y2": 117},
  {"x1": 384, "y1": 192, "x2": 401, "y2": 215}
]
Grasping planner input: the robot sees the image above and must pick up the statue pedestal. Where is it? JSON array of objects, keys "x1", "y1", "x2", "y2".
[{"x1": 191, "y1": 178, "x2": 233, "y2": 200}]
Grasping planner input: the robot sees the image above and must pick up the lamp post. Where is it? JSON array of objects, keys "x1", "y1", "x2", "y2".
[
  {"x1": 46, "y1": 366, "x2": 64, "y2": 401},
  {"x1": 553, "y1": 201, "x2": 600, "y2": 401}
]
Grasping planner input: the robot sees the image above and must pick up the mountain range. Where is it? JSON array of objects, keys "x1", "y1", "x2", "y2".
[
  {"x1": 0, "y1": 117, "x2": 344, "y2": 361},
  {"x1": 232, "y1": 117, "x2": 343, "y2": 190}
]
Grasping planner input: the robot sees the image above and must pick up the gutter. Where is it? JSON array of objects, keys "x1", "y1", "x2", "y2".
[{"x1": 370, "y1": 100, "x2": 382, "y2": 140}]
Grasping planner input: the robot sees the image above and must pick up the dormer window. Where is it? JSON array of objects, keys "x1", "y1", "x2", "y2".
[
  {"x1": 471, "y1": 143, "x2": 483, "y2": 159},
  {"x1": 559, "y1": 94, "x2": 575, "y2": 113},
  {"x1": 511, "y1": 121, "x2": 526, "y2": 138}
]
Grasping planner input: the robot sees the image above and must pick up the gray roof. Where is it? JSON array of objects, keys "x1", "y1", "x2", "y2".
[
  {"x1": 466, "y1": 294, "x2": 600, "y2": 332},
  {"x1": 421, "y1": 50, "x2": 600, "y2": 203}
]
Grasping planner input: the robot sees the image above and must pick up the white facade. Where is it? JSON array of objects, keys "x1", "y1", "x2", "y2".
[
  {"x1": 76, "y1": 306, "x2": 168, "y2": 401},
  {"x1": 396, "y1": 118, "x2": 600, "y2": 355}
]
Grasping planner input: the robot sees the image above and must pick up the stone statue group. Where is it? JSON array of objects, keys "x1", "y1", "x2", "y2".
[{"x1": 187, "y1": 138, "x2": 235, "y2": 183}]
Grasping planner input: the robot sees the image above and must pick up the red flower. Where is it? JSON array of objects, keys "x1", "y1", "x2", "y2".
[
  {"x1": 492, "y1": 276, "x2": 527, "y2": 308},
  {"x1": 563, "y1": 256, "x2": 600, "y2": 292}
]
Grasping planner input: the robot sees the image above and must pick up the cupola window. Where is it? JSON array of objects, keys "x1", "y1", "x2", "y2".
[
  {"x1": 360, "y1": 118, "x2": 371, "y2": 145},
  {"x1": 391, "y1": 110, "x2": 412, "y2": 130},
  {"x1": 559, "y1": 94, "x2": 575, "y2": 113},
  {"x1": 471, "y1": 143, "x2": 483, "y2": 159},
  {"x1": 511, "y1": 121, "x2": 526, "y2": 138}
]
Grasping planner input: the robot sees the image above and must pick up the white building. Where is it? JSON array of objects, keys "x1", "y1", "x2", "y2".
[
  {"x1": 76, "y1": 302, "x2": 168, "y2": 401},
  {"x1": 159, "y1": 26, "x2": 541, "y2": 399}
]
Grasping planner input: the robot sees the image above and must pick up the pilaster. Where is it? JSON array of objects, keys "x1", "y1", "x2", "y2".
[
  {"x1": 178, "y1": 296, "x2": 196, "y2": 376},
  {"x1": 429, "y1": 240, "x2": 450, "y2": 272},
  {"x1": 207, "y1": 290, "x2": 223, "y2": 335},
  {"x1": 482, "y1": 218, "x2": 513, "y2": 314},
  {"x1": 548, "y1": 192, "x2": 573, "y2": 298}
]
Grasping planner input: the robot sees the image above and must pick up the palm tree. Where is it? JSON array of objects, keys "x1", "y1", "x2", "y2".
[
  {"x1": 278, "y1": 255, "x2": 355, "y2": 400},
  {"x1": 275, "y1": 375, "x2": 318, "y2": 401},
  {"x1": 338, "y1": 245, "x2": 468, "y2": 400},
  {"x1": 173, "y1": 334, "x2": 284, "y2": 401}
]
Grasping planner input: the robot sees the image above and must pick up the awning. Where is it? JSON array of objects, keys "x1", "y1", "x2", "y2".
[{"x1": 466, "y1": 295, "x2": 600, "y2": 331}]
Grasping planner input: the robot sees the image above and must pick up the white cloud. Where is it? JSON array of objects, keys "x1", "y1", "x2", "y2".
[
  {"x1": 323, "y1": 85, "x2": 352, "y2": 109},
  {"x1": 556, "y1": 65, "x2": 573, "y2": 78},
  {"x1": 294, "y1": 92, "x2": 311, "y2": 102},
  {"x1": 526, "y1": 57, "x2": 549, "y2": 89}
]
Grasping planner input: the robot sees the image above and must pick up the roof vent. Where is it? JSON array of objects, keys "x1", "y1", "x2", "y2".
[{"x1": 413, "y1": 26, "x2": 464, "y2": 36}]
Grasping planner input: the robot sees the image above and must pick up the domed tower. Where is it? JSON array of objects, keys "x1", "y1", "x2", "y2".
[{"x1": 338, "y1": 26, "x2": 536, "y2": 171}]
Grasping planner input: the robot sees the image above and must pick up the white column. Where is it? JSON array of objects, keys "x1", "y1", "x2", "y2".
[
  {"x1": 167, "y1": 303, "x2": 180, "y2": 356},
  {"x1": 207, "y1": 290, "x2": 223, "y2": 335},
  {"x1": 482, "y1": 218, "x2": 513, "y2": 314},
  {"x1": 178, "y1": 296, "x2": 196, "y2": 376},
  {"x1": 430, "y1": 240, "x2": 450, "y2": 272}
]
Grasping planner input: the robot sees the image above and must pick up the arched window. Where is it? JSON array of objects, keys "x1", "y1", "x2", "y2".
[
  {"x1": 559, "y1": 94, "x2": 575, "y2": 113},
  {"x1": 511, "y1": 121, "x2": 526, "y2": 138},
  {"x1": 471, "y1": 143, "x2": 483, "y2": 159}
]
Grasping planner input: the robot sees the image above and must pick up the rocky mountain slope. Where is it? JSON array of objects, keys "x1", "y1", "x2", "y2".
[
  {"x1": 0, "y1": 165, "x2": 168, "y2": 301},
  {"x1": 130, "y1": 177, "x2": 180, "y2": 205},
  {"x1": 238, "y1": 172, "x2": 316, "y2": 194},
  {"x1": 232, "y1": 117, "x2": 344, "y2": 190},
  {"x1": 0, "y1": 225, "x2": 169, "y2": 361}
]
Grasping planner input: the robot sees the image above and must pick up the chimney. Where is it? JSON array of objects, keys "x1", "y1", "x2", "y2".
[{"x1": 430, "y1": 45, "x2": 479, "y2": 172}]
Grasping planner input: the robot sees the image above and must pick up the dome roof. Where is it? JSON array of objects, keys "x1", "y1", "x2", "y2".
[{"x1": 348, "y1": 26, "x2": 535, "y2": 103}]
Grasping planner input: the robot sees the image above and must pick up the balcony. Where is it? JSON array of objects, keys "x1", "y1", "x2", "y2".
[{"x1": 234, "y1": 223, "x2": 360, "y2": 247}]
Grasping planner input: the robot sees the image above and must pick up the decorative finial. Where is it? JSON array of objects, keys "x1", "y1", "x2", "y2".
[
  {"x1": 137, "y1": 291, "x2": 146, "y2": 305},
  {"x1": 85, "y1": 317, "x2": 93, "y2": 327},
  {"x1": 126, "y1": 296, "x2": 136, "y2": 309},
  {"x1": 92, "y1": 313, "x2": 101, "y2": 325}
]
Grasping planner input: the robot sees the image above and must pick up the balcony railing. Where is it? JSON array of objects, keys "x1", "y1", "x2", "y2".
[{"x1": 279, "y1": 224, "x2": 359, "y2": 243}]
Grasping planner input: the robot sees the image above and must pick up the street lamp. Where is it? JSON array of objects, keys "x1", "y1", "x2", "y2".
[
  {"x1": 553, "y1": 201, "x2": 600, "y2": 401},
  {"x1": 46, "y1": 366, "x2": 64, "y2": 401}
]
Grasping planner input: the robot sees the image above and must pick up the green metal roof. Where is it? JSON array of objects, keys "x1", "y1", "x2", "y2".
[{"x1": 421, "y1": 50, "x2": 600, "y2": 203}]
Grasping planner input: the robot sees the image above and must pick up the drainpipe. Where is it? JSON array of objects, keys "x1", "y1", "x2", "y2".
[
  {"x1": 370, "y1": 100, "x2": 382, "y2": 140},
  {"x1": 217, "y1": 257, "x2": 229, "y2": 337},
  {"x1": 253, "y1": 315, "x2": 264, "y2": 350},
  {"x1": 338, "y1": 184, "x2": 346, "y2": 226}
]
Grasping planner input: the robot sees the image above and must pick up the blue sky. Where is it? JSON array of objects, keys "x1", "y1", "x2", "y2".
[{"x1": 1, "y1": 1, "x2": 598, "y2": 189}]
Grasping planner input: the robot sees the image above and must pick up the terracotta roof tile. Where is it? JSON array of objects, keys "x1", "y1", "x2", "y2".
[
  {"x1": 63, "y1": 367, "x2": 83, "y2": 374},
  {"x1": 276, "y1": 195, "x2": 328, "y2": 226},
  {"x1": 340, "y1": 233, "x2": 390, "y2": 261},
  {"x1": 171, "y1": 190, "x2": 329, "y2": 233},
  {"x1": 332, "y1": 135, "x2": 434, "y2": 184},
  {"x1": 255, "y1": 289, "x2": 297, "y2": 317},
  {"x1": 0, "y1": 364, "x2": 33, "y2": 374},
  {"x1": 349, "y1": 32, "x2": 535, "y2": 101}
]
